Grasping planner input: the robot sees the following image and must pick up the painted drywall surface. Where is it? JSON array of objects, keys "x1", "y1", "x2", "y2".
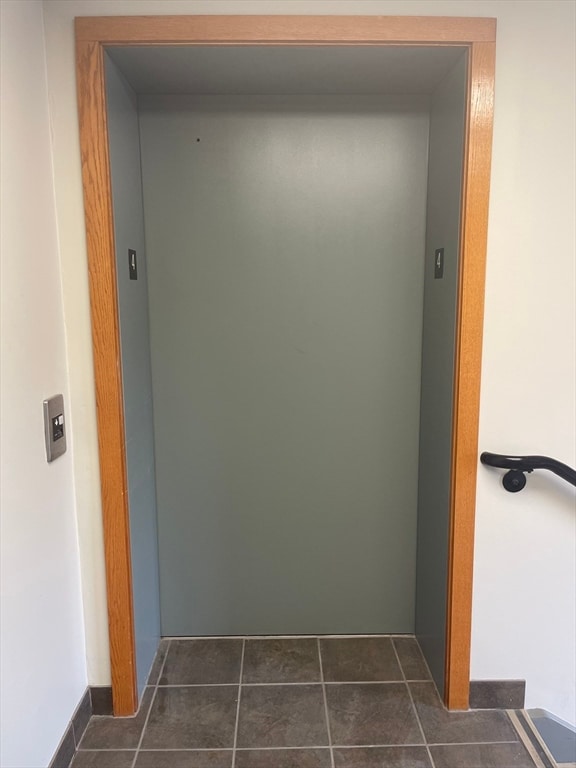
[
  {"x1": 0, "y1": 2, "x2": 87, "y2": 766},
  {"x1": 42, "y1": 0, "x2": 575, "y2": 724},
  {"x1": 105, "y1": 56, "x2": 161, "y2": 696},
  {"x1": 471, "y1": 0, "x2": 576, "y2": 721},
  {"x1": 415, "y1": 53, "x2": 467, "y2": 696},
  {"x1": 139, "y1": 95, "x2": 429, "y2": 635}
]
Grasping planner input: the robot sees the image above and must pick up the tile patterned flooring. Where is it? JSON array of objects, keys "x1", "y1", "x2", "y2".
[{"x1": 73, "y1": 636, "x2": 543, "y2": 768}]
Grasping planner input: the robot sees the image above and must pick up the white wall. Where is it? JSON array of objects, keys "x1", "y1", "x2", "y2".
[
  {"x1": 41, "y1": 0, "x2": 576, "y2": 725},
  {"x1": 0, "y1": 3, "x2": 87, "y2": 766}
]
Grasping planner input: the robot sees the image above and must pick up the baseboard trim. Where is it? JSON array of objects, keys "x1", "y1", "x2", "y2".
[
  {"x1": 47, "y1": 721, "x2": 75, "y2": 768},
  {"x1": 89, "y1": 685, "x2": 113, "y2": 715},
  {"x1": 48, "y1": 686, "x2": 114, "y2": 768},
  {"x1": 48, "y1": 688, "x2": 91, "y2": 768},
  {"x1": 469, "y1": 678, "x2": 526, "y2": 709}
]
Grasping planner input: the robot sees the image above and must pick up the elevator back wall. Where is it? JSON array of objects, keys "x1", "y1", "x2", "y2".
[{"x1": 138, "y1": 94, "x2": 430, "y2": 635}]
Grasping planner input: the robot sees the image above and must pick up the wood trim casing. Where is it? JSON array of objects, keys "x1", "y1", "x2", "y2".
[
  {"x1": 74, "y1": 15, "x2": 496, "y2": 715},
  {"x1": 76, "y1": 39, "x2": 137, "y2": 716},
  {"x1": 75, "y1": 15, "x2": 496, "y2": 45},
  {"x1": 445, "y1": 40, "x2": 496, "y2": 710}
]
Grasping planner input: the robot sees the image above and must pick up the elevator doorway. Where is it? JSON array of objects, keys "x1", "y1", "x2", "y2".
[{"x1": 75, "y1": 15, "x2": 496, "y2": 715}]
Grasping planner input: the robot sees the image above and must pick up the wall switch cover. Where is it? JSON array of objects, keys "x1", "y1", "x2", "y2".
[{"x1": 43, "y1": 394, "x2": 66, "y2": 462}]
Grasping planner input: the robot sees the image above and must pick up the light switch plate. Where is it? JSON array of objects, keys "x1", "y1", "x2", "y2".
[{"x1": 43, "y1": 394, "x2": 67, "y2": 462}]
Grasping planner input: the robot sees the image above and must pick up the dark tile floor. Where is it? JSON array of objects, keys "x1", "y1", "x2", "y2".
[{"x1": 73, "y1": 636, "x2": 543, "y2": 768}]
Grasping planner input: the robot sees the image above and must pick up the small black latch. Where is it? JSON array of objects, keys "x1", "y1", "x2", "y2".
[
  {"x1": 129, "y1": 249, "x2": 138, "y2": 280},
  {"x1": 434, "y1": 248, "x2": 444, "y2": 279}
]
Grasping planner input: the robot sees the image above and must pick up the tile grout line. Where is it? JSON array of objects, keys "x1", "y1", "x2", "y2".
[
  {"x1": 161, "y1": 633, "x2": 415, "y2": 641},
  {"x1": 72, "y1": 738, "x2": 527, "y2": 753},
  {"x1": 391, "y1": 638, "x2": 436, "y2": 768},
  {"x1": 411, "y1": 638, "x2": 437, "y2": 685},
  {"x1": 231, "y1": 638, "x2": 246, "y2": 768},
  {"x1": 317, "y1": 637, "x2": 335, "y2": 768},
  {"x1": 154, "y1": 678, "x2": 434, "y2": 688},
  {"x1": 130, "y1": 638, "x2": 172, "y2": 768}
]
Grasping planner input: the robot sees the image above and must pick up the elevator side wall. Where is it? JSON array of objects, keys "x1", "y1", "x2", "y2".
[
  {"x1": 415, "y1": 53, "x2": 468, "y2": 696},
  {"x1": 105, "y1": 55, "x2": 161, "y2": 694}
]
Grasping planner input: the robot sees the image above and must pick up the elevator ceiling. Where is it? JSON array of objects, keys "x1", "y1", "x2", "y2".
[{"x1": 107, "y1": 45, "x2": 466, "y2": 96}]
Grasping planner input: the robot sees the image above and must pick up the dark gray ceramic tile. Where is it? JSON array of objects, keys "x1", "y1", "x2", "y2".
[
  {"x1": 469, "y1": 679, "x2": 525, "y2": 709},
  {"x1": 90, "y1": 687, "x2": 113, "y2": 716},
  {"x1": 136, "y1": 750, "x2": 232, "y2": 767},
  {"x1": 243, "y1": 638, "x2": 321, "y2": 683},
  {"x1": 147, "y1": 639, "x2": 170, "y2": 685},
  {"x1": 79, "y1": 687, "x2": 154, "y2": 749},
  {"x1": 430, "y1": 742, "x2": 538, "y2": 768},
  {"x1": 392, "y1": 638, "x2": 431, "y2": 681},
  {"x1": 48, "y1": 724, "x2": 75, "y2": 768},
  {"x1": 326, "y1": 683, "x2": 423, "y2": 746},
  {"x1": 72, "y1": 689, "x2": 92, "y2": 746},
  {"x1": 333, "y1": 746, "x2": 432, "y2": 767},
  {"x1": 320, "y1": 638, "x2": 402, "y2": 682},
  {"x1": 159, "y1": 639, "x2": 242, "y2": 685},
  {"x1": 235, "y1": 749, "x2": 331, "y2": 767},
  {"x1": 70, "y1": 751, "x2": 136, "y2": 768},
  {"x1": 237, "y1": 685, "x2": 328, "y2": 748},
  {"x1": 141, "y1": 686, "x2": 238, "y2": 749},
  {"x1": 409, "y1": 682, "x2": 519, "y2": 744}
]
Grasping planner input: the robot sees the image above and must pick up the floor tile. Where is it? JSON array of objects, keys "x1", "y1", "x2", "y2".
[
  {"x1": 237, "y1": 685, "x2": 328, "y2": 748},
  {"x1": 320, "y1": 638, "x2": 402, "y2": 682},
  {"x1": 409, "y1": 682, "x2": 519, "y2": 744},
  {"x1": 333, "y1": 746, "x2": 432, "y2": 767},
  {"x1": 430, "y1": 742, "x2": 538, "y2": 768},
  {"x1": 159, "y1": 639, "x2": 243, "y2": 685},
  {"x1": 141, "y1": 686, "x2": 238, "y2": 749},
  {"x1": 147, "y1": 639, "x2": 170, "y2": 685},
  {"x1": 326, "y1": 683, "x2": 423, "y2": 746},
  {"x1": 392, "y1": 638, "x2": 431, "y2": 681},
  {"x1": 71, "y1": 751, "x2": 136, "y2": 768},
  {"x1": 235, "y1": 748, "x2": 331, "y2": 767},
  {"x1": 135, "y1": 750, "x2": 232, "y2": 767},
  {"x1": 79, "y1": 688, "x2": 154, "y2": 749},
  {"x1": 243, "y1": 638, "x2": 321, "y2": 683}
]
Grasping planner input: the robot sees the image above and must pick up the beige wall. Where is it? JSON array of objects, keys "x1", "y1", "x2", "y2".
[
  {"x1": 0, "y1": 3, "x2": 87, "y2": 766},
  {"x1": 42, "y1": 0, "x2": 576, "y2": 724}
]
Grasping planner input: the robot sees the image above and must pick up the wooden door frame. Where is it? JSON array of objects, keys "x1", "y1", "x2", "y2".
[{"x1": 75, "y1": 15, "x2": 495, "y2": 716}]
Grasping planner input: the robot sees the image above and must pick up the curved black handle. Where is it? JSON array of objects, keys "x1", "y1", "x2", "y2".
[{"x1": 481, "y1": 452, "x2": 576, "y2": 492}]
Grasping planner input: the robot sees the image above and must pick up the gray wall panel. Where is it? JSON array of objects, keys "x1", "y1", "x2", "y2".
[
  {"x1": 415, "y1": 53, "x2": 468, "y2": 696},
  {"x1": 139, "y1": 95, "x2": 430, "y2": 635},
  {"x1": 105, "y1": 55, "x2": 161, "y2": 694}
]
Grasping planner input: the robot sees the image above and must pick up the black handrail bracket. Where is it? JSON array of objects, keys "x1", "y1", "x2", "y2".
[{"x1": 481, "y1": 452, "x2": 576, "y2": 492}]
